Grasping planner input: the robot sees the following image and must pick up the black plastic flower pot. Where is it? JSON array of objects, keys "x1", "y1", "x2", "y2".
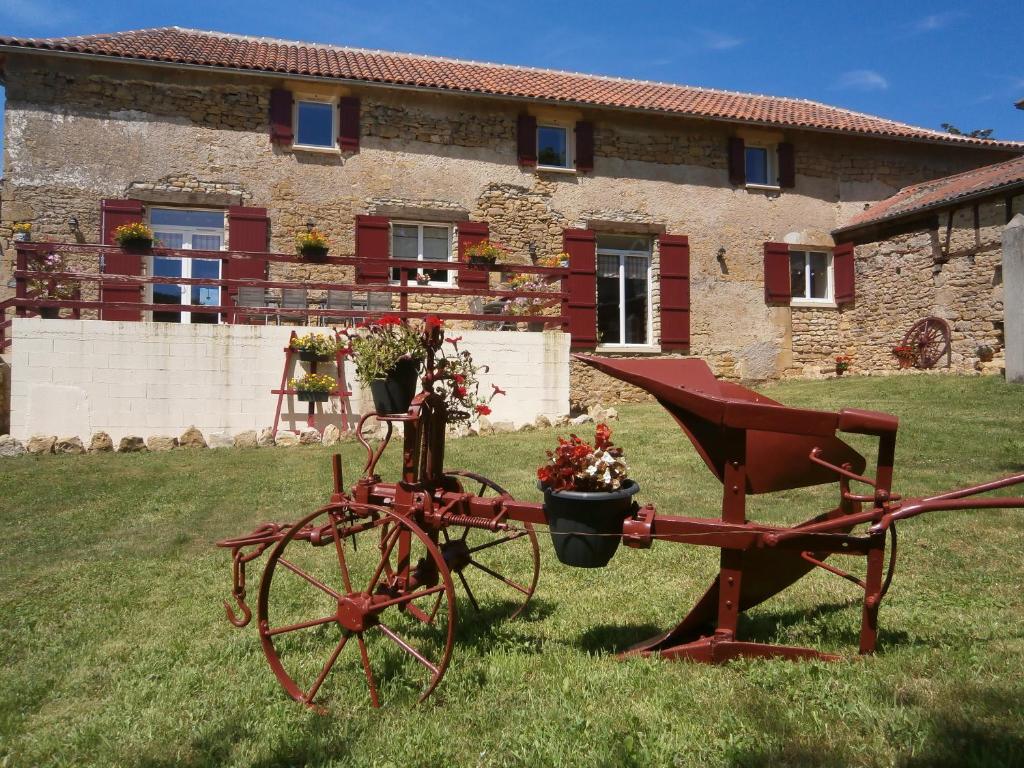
[
  {"x1": 300, "y1": 245, "x2": 329, "y2": 263},
  {"x1": 297, "y1": 350, "x2": 333, "y2": 363},
  {"x1": 120, "y1": 238, "x2": 153, "y2": 254},
  {"x1": 369, "y1": 357, "x2": 421, "y2": 414},
  {"x1": 539, "y1": 480, "x2": 640, "y2": 568},
  {"x1": 297, "y1": 390, "x2": 329, "y2": 403}
]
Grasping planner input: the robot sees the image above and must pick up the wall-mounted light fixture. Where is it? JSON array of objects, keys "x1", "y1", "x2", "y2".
[
  {"x1": 68, "y1": 216, "x2": 79, "y2": 232},
  {"x1": 306, "y1": 218, "x2": 316, "y2": 232},
  {"x1": 528, "y1": 242, "x2": 537, "y2": 258},
  {"x1": 716, "y1": 246, "x2": 728, "y2": 274}
]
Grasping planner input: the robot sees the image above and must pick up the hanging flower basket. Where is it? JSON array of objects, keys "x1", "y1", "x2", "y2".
[
  {"x1": 299, "y1": 245, "x2": 329, "y2": 263},
  {"x1": 38, "y1": 306, "x2": 60, "y2": 319},
  {"x1": 540, "y1": 480, "x2": 640, "y2": 568},
  {"x1": 296, "y1": 229, "x2": 330, "y2": 263},
  {"x1": 113, "y1": 222, "x2": 155, "y2": 254},
  {"x1": 369, "y1": 356, "x2": 421, "y2": 414},
  {"x1": 290, "y1": 372, "x2": 335, "y2": 403},
  {"x1": 297, "y1": 390, "x2": 329, "y2": 403},
  {"x1": 290, "y1": 333, "x2": 340, "y2": 363}
]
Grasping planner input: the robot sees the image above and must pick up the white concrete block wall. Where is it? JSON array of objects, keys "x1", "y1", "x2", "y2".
[{"x1": 9, "y1": 319, "x2": 569, "y2": 441}]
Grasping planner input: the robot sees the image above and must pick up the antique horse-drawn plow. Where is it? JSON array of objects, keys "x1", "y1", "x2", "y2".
[{"x1": 218, "y1": 354, "x2": 1024, "y2": 709}]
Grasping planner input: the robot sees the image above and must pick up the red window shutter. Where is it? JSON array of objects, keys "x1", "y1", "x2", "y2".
[
  {"x1": 833, "y1": 242, "x2": 855, "y2": 305},
  {"x1": 778, "y1": 142, "x2": 795, "y2": 188},
  {"x1": 575, "y1": 121, "x2": 594, "y2": 172},
  {"x1": 517, "y1": 113, "x2": 537, "y2": 167},
  {"x1": 658, "y1": 235, "x2": 690, "y2": 351},
  {"x1": 563, "y1": 229, "x2": 597, "y2": 350},
  {"x1": 338, "y1": 96, "x2": 360, "y2": 152},
  {"x1": 100, "y1": 199, "x2": 144, "y2": 321},
  {"x1": 269, "y1": 88, "x2": 294, "y2": 145},
  {"x1": 226, "y1": 207, "x2": 269, "y2": 322},
  {"x1": 728, "y1": 137, "x2": 745, "y2": 186},
  {"x1": 355, "y1": 215, "x2": 390, "y2": 285},
  {"x1": 763, "y1": 241, "x2": 792, "y2": 304},
  {"x1": 457, "y1": 222, "x2": 489, "y2": 288}
]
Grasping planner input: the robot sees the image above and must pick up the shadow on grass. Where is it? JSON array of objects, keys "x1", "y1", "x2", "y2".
[
  {"x1": 455, "y1": 597, "x2": 557, "y2": 648},
  {"x1": 575, "y1": 623, "x2": 666, "y2": 654}
]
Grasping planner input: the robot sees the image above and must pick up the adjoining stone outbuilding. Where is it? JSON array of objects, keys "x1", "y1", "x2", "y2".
[
  {"x1": 824, "y1": 155, "x2": 1024, "y2": 377},
  {"x1": 0, "y1": 26, "x2": 1022, "y2": 423}
]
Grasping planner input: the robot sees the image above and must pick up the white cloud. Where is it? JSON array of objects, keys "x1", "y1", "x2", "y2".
[
  {"x1": 697, "y1": 29, "x2": 743, "y2": 51},
  {"x1": 910, "y1": 11, "x2": 967, "y2": 34},
  {"x1": 833, "y1": 69, "x2": 890, "y2": 92}
]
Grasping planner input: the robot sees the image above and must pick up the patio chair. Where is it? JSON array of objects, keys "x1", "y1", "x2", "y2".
[
  {"x1": 470, "y1": 297, "x2": 514, "y2": 330},
  {"x1": 233, "y1": 286, "x2": 271, "y2": 325},
  {"x1": 277, "y1": 288, "x2": 310, "y2": 326},
  {"x1": 321, "y1": 289, "x2": 354, "y2": 326}
]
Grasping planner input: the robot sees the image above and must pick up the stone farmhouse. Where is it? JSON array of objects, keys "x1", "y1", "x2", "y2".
[{"x1": 0, "y1": 27, "x2": 1022, "y2": 439}]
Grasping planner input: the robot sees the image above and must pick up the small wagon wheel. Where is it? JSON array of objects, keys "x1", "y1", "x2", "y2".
[
  {"x1": 438, "y1": 470, "x2": 541, "y2": 620},
  {"x1": 257, "y1": 501, "x2": 456, "y2": 710},
  {"x1": 902, "y1": 317, "x2": 951, "y2": 370}
]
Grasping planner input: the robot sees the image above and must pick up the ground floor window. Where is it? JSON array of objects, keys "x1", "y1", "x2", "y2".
[
  {"x1": 149, "y1": 208, "x2": 225, "y2": 324},
  {"x1": 391, "y1": 222, "x2": 453, "y2": 286},
  {"x1": 596, "y1": 234, "x2": 650, "y2": 346},
  {"x1": 789, "y1": 249, "x2": 832, "y2": 303}
]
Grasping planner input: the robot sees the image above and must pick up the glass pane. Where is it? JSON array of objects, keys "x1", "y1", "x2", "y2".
[
  {"x1": 296, "y1": 101, "x2": 335, "y2": 147},
  {"x1": 596, "y1": 254, "x2": 620, "y2": 345},
  {"x1": 150, "y1": 208, "x2": 225, "y2": 229},
  {"x1": 808, "y1": 252, "x2": 829, "y2": 299},
  {"x1": 421, "y1": 226, "x2": 449, "y2": 283},
  {"x1": 624, "y1": 255, "x2": 648, "y2": 344},
  {"x1": 153, "y1": 256, "x2": 183, "y2": 323},
  {"x1": 597, "y1": 235, "x2": 650, "y2": 253},
  {"x1": 154, "y1": 231, "x2": 184, "y2": 249},
  {"x1": 391, "y1": 225, "x2": 419, "y2": 282},
  {"x1": 190, "y1": 259, "x2": 220, "y2": 324},
  {"x1": 789, "y1": 252, "x2": 807, "y2": 299},
  {"x1": 537, "y1": 126, "x2": 567, "y2": 167},
  {"x1": 745, "y1": 146, "x2": 769, "y2": 185},
  {"x1": 191, "y1": 234, "x2": 222, "y2": 252}
]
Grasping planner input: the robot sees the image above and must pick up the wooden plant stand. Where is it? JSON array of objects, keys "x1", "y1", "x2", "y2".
[{"x1": 271, "y1": 330, "x2": 352, "y2": 437}]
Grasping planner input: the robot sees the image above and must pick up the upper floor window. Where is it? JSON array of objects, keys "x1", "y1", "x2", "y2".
[
  {"x1": 790, "y1": 249, "x2": 833, "y2": 304},
  {"x1": 537, "y1": 124, "x2": 573, "y2": 169},
  {"x1": 294, "y1": 99, "x2": 335, "y2": 149},
  {"x1": 391, "y1": 222, "x2": 453, "y2": 286},
  {"x1": 745, "y1": 143, "x2": 778, "y2": 187},
  {"x1": 596, "y1": 234, "x2": 651, "y2": 347}
]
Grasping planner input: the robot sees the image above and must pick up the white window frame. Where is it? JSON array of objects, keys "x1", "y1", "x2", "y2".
[
  {"x1": 745, "y1": 142, "x2": 779, "y2": 189},
  {"x1": 789, "y1": 249, "x2": 835, "y2": 307},
  {"x1": 292, "y1": 96, "x2": 338, "y2": 152},
  {"x1": 594, "y1": 241, "x2": 652, "y2": 348},
  {"x1": 147, "y1": 208, "x2": 226, "y2": 324},
  {"x1": 389, "y1": 221, "x2": 455, "y2": 288},
  {"x1": 536, "y1": 122, "x2": 575, "y2": 172}
]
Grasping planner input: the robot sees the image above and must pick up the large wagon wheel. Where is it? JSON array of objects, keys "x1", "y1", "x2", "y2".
[
  {"x1": 257, "y1": 501, "x2": 456, "y2": 710},
  {"x1": 902, "y1": 317, "x2": 951, "y2": 369},
  {"x1": 439, "y1": 470, "x2": 541, "y2": 620}
]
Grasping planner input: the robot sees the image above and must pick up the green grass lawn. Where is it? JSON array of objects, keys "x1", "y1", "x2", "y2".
[{"x1": 2, "y1": 375, "x2": 1023, "y2": 767}]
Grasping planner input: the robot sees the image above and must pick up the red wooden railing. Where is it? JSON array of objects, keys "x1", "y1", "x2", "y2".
[{"x1": 1, "y1": 242, "x2": 570, "y2": 351}]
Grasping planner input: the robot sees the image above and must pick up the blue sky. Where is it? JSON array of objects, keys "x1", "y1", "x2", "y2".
[{"x1": 1, "y1": 0, "x2": 1022, "y2": 171}]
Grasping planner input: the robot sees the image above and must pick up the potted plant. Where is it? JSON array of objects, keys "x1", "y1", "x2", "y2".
[
  {"x1": 347, "y1": 315, "x2": 427, "y2": 414},
  {"x1": 113, "y1": 222, "x2": 154, "y2": 253},
  {"x1": 976, "y1": 344, "x2": 995, "y2": 363},
  {"x1": 892, "y1": 345, "x2": 915, "y2": 369},
  {"x1": 536, "y1": 252, "x2": 569, "y2": 268},
  {"x1": 12, "y1": 222, "x2": 31, "y2": 242},
  {"x1": 421, "y1": 319, "x2": 504, "y2": 423},
  {"x1": 536, "y1": 424, "x2": 639, "y2": 568},
  {"x1": 507, "y1": 273, "x2": 554, "y2": 331},
  {"x1": 28, "y1": 251, "x2": 80, "y2": 318},
  {"x1": 291, "y1": 372, "x2": 336, "y2": 402},
  {"x1": 296, "y1": 228, "x2": 330, "y2": 263},
  {"x1": 835, "y1": 354, "x2": 852, "y2": 375},
  {"x1": 290, "y1": 332, "x2": 341, "y2": 363},
  {"x1": 464, "y1": 239, "x2": 509, "y2": 267}
]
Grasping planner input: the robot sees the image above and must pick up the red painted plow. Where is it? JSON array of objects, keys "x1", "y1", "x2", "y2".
[{"x1": 217, "y1": 355, "x2": 1024, "y2": 708}]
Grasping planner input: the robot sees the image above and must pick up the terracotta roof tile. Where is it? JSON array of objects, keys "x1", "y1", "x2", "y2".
[
  {"x1": 2, "y1": 26, "x2": 1023, "y2": 151},
  {"x1": 838, "y1": 154, "x2": 1024, "y2": 232}
]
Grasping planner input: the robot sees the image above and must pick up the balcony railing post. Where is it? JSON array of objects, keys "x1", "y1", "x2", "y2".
[
  {"x1": 14, "y1": 244, "x2": 28, "y2": 318},
  {"x1": 560, "y1": 267, "x2": 570, "y2": 336}
]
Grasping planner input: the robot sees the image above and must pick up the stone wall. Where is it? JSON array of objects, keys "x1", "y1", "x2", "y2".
[
  {"x1": 0, "y1": 54, "x2": 1015, "y2": 408},
  {"x1": 9, "y1": 318, "x2": 570, "y2": 441},
  {"x1": 787, "y1": 194, "x2": 1022, "y2": 377}
]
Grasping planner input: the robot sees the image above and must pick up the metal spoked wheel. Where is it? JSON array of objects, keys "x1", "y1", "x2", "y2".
[
  {"x1": 439, "y1": 470, "x2": 541, "y2": 620},
  {"x1": 903, "y1": 316, "x2": 951, "y2": 370},
  {"x1": 256, "y1": 501, "x2": 456, "y2": 710}
]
